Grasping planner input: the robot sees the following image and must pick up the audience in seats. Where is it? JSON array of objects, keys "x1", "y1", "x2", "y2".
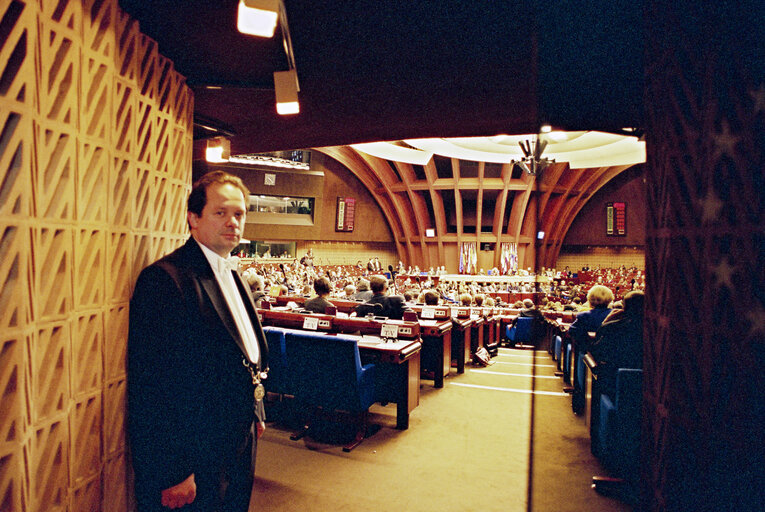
[
  {"x1": 569, "y1": 285, "x2": 615, "y2": 346},
  {"x1": 590, "y1": 291, "x2": 645, "y2": 396},
  {"x1": 364, "y1": 275, "x2": 411, "y2": 320},
  {"x1": 352, "y1": 279, "x2": 373, "y2": 301},
  {"x1": 303, "y1": 277, "x2": 333, "y2": 314}
]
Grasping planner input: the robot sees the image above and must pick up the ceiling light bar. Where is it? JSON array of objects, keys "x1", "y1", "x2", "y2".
[
  {"x1": 206, "y1": 137, "x2": 230, "y2": 163},
  {"x1": 274, "y1": 69, "x2": 300, "y2": 115}
]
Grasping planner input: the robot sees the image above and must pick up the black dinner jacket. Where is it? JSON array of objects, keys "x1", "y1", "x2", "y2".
[
  {"x1": 128, "y1": 237, "x2": 269, "y2": 495},
  {"x1": 366, "y1": 293, "x2": 410, "y2": 320}
]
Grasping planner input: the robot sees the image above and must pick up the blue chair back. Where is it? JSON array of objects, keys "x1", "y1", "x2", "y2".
[
  {"x1": 284, "y1": 331, "x2": 375, "y2": 412},
  {"x1": 509, "y1": 316, "x2": 533, "y2": 343},
  {"x1": 263, "y1": 327, "x2": 289, "y2": 394}
]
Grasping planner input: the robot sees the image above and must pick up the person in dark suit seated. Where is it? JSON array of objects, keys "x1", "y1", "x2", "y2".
[
  {"x1": 364, "y1": 274, "x2": 412, "y2": 320},
  {"x1": 590, "y1": 290, "x2": 645, "y2": 396},
  {"x1": 569, "y1": 284, "x2": 614, "y2": 346},
  {"x1": 303, "y1": 277, "x2": 333, "y2": 314}
]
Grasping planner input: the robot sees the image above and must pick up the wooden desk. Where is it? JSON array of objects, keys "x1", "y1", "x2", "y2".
[
  {"x1": 450, "y1": 314, "x2": 473, "y2": 374},
  {"x1": 358, "y1": 336, "x2": 421, "y2": 429},
  {"x1": 418, "y1": 319, "x2": 452, "y2": 388}
]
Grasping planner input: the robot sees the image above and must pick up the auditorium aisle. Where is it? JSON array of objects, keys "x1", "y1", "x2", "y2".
[{"x1": 251, "y1": 347, "x2": 631, "y2": 511}]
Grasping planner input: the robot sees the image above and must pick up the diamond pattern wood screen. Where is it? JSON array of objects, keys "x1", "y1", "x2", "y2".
[{"x1": 0, "y1": 1, "x2": 193, "y2": 510}]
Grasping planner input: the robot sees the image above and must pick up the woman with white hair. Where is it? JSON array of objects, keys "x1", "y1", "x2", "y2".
[{"x1": 569, "y1": 284, "x2": 614, "y2": 345}]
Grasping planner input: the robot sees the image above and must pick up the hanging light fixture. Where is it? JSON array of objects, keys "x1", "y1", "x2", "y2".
[
  {"x1": 206, "y1": 137, "x2": 230, "y2": 163},
  {"x1": 274, "y1": 69, "x2": 300, "y2": 115},
  {"x1": 237, "y1": 0, "x2": 279, "y2": 37}
]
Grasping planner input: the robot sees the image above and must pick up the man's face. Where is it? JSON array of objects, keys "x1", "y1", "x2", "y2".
[{"x1": 188, "y1": 182, "x2": 247, "y2": 257}]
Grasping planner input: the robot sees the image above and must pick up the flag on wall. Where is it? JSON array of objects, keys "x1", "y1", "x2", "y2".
[
  {"x1": 501, "y1": 242, "x2": 518, "y2": 274},
  {"x1": 460, "y1": 242, "x2": 478, "y2": 274}
]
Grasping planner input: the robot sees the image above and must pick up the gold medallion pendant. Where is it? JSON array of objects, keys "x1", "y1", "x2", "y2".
[{"x1": 254, "y1": 383, "x2": 266, "y2": 401}]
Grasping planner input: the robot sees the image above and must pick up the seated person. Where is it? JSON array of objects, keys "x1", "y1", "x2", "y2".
[
  {"x1": 352, "y1": 279, "x2": 374, "y2": 301},
  {"x1": 511, "y1": 298, "x2": 546, "y2": 340},
  {"x1": 569, "y1": 285, "x2": 614, "y2": 347},
  {"x1": 303, "y1": 277, "x2": 333, "y2": 314},
  {"x1": 245, "y1": 272, "x2": 267, "y2": 308},
  {"x1": 423, "y1": 289, "x2": 440, "y2": 306},
  {"x1": 363, "y1": 275, "x2": 412, "y2": 320},
  {"x1": 590, "y1": 290, "x2": 644, "y2": 396},
  {"x1": 344, "y1": 284, "x2": 356, "y2": 298}
]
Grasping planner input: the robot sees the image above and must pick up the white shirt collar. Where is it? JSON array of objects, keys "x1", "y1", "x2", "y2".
[{"x1": 194, "y1": 236, "x2": 239, "y2": 274}]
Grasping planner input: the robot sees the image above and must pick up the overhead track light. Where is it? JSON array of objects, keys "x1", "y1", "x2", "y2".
[
  {"x1": 237, "y1": 0, "x2": 279, "y2": 37},
  {"x1": 274, "y1": 69, "x2": 300, "y2": 115},
  {"x1": 206, "y1": 137, "x2": 230, "y2": 163}
]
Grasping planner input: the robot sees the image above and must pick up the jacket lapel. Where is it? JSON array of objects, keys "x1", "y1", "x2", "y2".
[{"x1": 232, "y1": 269, "x2": 269, "y2": 371}]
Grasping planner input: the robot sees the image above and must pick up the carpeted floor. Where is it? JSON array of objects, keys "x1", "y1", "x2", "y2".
[{"x1": 249, "y1": 347, "x2": 632, "y2": 511}]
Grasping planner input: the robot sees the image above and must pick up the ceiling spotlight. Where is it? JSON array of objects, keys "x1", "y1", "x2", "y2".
[
  {"x1": 540, "y1": 124, "x2": 552, "y2": 133},
  {"x1": 206, "y1": 137, "x2": 230, "y2": 163},
  {"x1": 237, "y1": 0, "x2": 279, "y2": 37},
  {"x1": 274, "y1": 69, "x2": 300, "y2": 115}
]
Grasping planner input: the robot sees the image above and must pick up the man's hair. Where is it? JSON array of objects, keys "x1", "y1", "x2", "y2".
[
  {"x1": 623, "y1": 290, "x2": 645, "y2": 314},
  {"x1": 246, "y1": 273, "x2": 264, "y2": 291},
  {"x1": 313, "y1": 277, "x2": 331, "y2": 296},
  {"x1": 587, "y1": 285, "x2": 614, "y2": 308},
  {"x1": 369, "y1": 275, "x2": 388, "y2": 294},
  {"x1": 188, "y1": 171, "x2": 249, "y2": 216},
  {"x1": 356, "y1": 279, "x2": 370, "y2": 292},
  {"x1": 424, "y1": 290, "x2": 440, "y2": 305},
  {"x1": 344, "y1": 284, "x2": 356, "y2": 295},
  {"x1": 523, "y1": 298, "x2": 535, "y2": 308}
]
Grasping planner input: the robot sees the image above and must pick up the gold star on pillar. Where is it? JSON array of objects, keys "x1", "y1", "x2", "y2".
[
  {"x1": 713, "y1": 119, "x2": 740, "y2": 159},
  {"x1": 749, "y1": 83, "x2": 765, "y2": 114},
  {"x1": 700, "y1": 189, "x2": 724, "y2": 223},
  {"x1": 745, "y1": 305, "x2": 765, "y2": 338},
  {"x1": 710, "y1": 257, "x2": 735, "y2": 290}
]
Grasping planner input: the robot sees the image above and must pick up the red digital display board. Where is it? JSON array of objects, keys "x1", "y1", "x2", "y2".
[
  {"x1": 606, "y1": 202, "x2": 626, "y2": 236},
  {"x1": 336, "y1": 197, "x2": 356, "y2": 232}
]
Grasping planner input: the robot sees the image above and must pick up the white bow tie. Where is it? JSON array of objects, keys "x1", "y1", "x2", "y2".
[{"x1": 219, "y1": 256, "x2": 240, "y2": 273}]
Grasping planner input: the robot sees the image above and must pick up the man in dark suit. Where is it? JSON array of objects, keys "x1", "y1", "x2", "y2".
[
  {"x1": 364, "y1": 274, "x2": 411, "y2": 320},
  {"x1": 128, "y1": 171, "x2": 269, "y2": 511}
]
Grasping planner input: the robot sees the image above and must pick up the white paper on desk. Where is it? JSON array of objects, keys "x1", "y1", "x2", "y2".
[
  {"x1": 421, "y1": 307, "x2": 436, "y2": 319},
  {"x1": 336, "y1": 312, "x2": 349, "y2": 318}
]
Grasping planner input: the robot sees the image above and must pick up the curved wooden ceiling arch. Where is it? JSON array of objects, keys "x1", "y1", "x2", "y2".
[{"x1": 317, "y1": 146, "x2": 637, "y2": 270}]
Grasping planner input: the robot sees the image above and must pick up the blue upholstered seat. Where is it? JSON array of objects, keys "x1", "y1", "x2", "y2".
[
  {"x1": 597, "y1": 368, "x2": 642, "y2": 476},
  {"x1": 262, "y1": 326, "x2": 291, "y2": 395},
  {"x1": 284, "y1": 330, "x2": 376, "y2": 451},
  {"x1": 506, "y1": 316, "x2": 534, "y2": 345}
]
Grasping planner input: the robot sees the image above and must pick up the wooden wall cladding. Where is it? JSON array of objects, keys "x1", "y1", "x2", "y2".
[{"x1": 0, "y1": 1, "x2": 193, "y2": 510}]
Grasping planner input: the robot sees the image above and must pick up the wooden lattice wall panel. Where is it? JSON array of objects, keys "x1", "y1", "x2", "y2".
[
  {"x1": 102, "y1": 379, "x2": 126, "y2": 456},
  {"x1": 71, "y1": 474, "x2": 101, "y2": 512},
  {"x1": 71, "y1": 312, "x2": 103, "y2": 396},
  {"x1": 31, "y1": 323, "x2": 70, "y2": 423},
  {"x1": 0, "y1": 1, "x2": 194, "y2": 510},
  {"x1": 102, "y1": 453, "x2": 129, "y2": 512},
  {"x1": 103, "y1": 305, "x2": 128, "y2": 380},
  {"x1": 31, "y1": 418, "x2": 68, "y2": 512},
  {"x1": 37, "y1": 20, "x2": 79, "y2": 125},
  {"x1": 76, "y1": 143, "x2": 108, "y2": 222},
  {"x1": 0, "y1": 1, "x2": 35, "y2": 107},
  {"x1": 109, "y1": 157, "x2": 133, "y2": 227},
  {"x1": 34, "y1": 227, "x2": 72, "y2": 320},
  {"x1": 33, "y1": 126, "x2": 76, "y2": 220},
  {"x1": 106, "y1": 231, "x2": 131, "y2": 303},
  {"x1": 0, "y1": 225, "x2": 31, "y2": 331},
  {"x1": 73, "y1": 228, "x2": 105, "y2": 308},
  {"x1": 70, "y1": 393, "x2": 101, "y2": 484},
  {"x1": 0, "y1": 335, "x2": 29, "y2": 448},
  {"x1": 0, "y1": 110, "x2": 33, "y2": 218},
  {"x1": 0, "y1": 445, "x2": 28, "y2": 512}
]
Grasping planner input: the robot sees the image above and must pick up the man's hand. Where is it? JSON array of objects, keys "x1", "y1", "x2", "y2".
[
  {"x1": 161, "y1": 473, "x2": 196, "y2": 509},
  {"x1": 256, "y1": 420, "x2": 266, "y2": 439}
]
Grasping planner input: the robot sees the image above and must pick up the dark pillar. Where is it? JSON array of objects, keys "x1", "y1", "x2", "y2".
[{"x1": 643, "y1": 2, "x2": 765, "y2": 510}]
